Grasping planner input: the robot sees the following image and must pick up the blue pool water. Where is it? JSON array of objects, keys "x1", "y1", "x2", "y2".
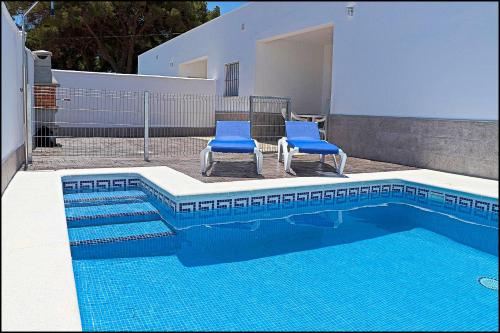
[{"x1": 64, "y1": 184, "x2": 498, "y2": 331}]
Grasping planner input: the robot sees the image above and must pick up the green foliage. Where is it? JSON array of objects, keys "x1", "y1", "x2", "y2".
[{"x1": 5, "y1": 1, "x2": 220, "y2": 73}]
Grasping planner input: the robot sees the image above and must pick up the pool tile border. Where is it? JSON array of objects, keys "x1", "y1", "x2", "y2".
[{"x1": 62, "y1": 175, "x2": 499, "y2": 222}]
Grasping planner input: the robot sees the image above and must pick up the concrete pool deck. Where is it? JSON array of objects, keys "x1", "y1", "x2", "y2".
[{"x1": 1, "y1": 166, "x2": 498, "y2": 331}]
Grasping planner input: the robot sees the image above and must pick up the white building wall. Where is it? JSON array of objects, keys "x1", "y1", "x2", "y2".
[
  {"x1": 321, "y1": 44, "x2": 333, "y2": 115},
  {"x1": 138, "y1": 1, "x2": 498, "y2": 121},
  {"x1": 1, "y1": 2, "x2": 35, "y2": 193},
  {"x1": 2, "y1": 3, "x2": 24, "y2": 163},
  {"x1": 254, "y1": 39, "x2": 325, "y2": 114},
  {"x1": 179, "y1": 58, "x2": 207, "y2": 78},
  {"x1": 51, "y1": 70, "x2": 216, "y2": 128},
  {"x1": 332, "y1": 2, "x2": 498, "y2": 121}
]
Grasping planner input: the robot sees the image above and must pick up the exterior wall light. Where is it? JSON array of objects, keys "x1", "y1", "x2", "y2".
[
  {"x1": 241, "y1": 23, "x2": 245, "y2": 31},
  {"x1": 346, "y1": 2, "x2": 356, "y2": 18}
]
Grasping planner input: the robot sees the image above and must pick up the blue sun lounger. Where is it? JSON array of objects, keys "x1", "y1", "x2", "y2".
[
  {"x1": 278, "y1": 121, "x2": 347, "y2": 174},
  {"x1": 200, "y1": 121, "x2": 263, "y2": 174}
]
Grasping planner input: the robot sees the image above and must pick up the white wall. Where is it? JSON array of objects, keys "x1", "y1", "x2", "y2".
[
  {"x1": 1, "y1": 3, "x2": 34, "y2": 163},
  {"x1": 179, "y1": 58, "x2": 208, "y2": 78},
  {"x1": 52, "y1": 70, "x2": 215, "y2": 95},
  {"x1": 50, "y1": 70, "x2": 216, "y2": 128},
  {"x1": 321, "y1": 44, "x2": 333, "y2": 115},
  {"x1": 254, "y1": 39, "x2": 325, "y2": 114},
  {"x1": 139, "y1": 2, "x2": 498, "y2": 121},
  {"x1": 27, "y1": 52, "x2": 36, "y2": 141},
  {"x1": 332, "y1": 2, "x2": 499, "y2": 120}
]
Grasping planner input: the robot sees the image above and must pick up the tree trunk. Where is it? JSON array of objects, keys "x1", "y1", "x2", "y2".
[{"x1": 81, "y1": 20, "x2": 119, "y2": 72}]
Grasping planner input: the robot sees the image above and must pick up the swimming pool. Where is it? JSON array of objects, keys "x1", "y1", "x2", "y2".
[{"x1": 63, "y1": 175, "x2": 498, "y2": 331}]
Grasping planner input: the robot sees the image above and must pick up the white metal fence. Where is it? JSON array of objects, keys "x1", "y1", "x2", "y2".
[{"x1": 30, "y1": 86, "x2": 290, "y2": 163}]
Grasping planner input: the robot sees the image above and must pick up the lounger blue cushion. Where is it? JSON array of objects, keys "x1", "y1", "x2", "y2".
[
  {"x1": 285, "y1": 121, "x2": 321, "y2": 141},
  {"x1": 215, "y1": 121, "x2": 252, "y2": 140},
  {"x1": 208, "y1": 140, "x2": 256, "y2": 153},
  {"x1": 285, "y1": 121, "x2": 340, "y2": 154},
  {"x1": 208, "y1": 121, "x2": 256, "y2": 153},
  {"x1": 287, "y1": 140, "x2": 339, "y2": 154}
]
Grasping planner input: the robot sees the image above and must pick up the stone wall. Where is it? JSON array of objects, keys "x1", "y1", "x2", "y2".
[{"x1": 327, "y1": 115, "x2": 498, "y2": 179}]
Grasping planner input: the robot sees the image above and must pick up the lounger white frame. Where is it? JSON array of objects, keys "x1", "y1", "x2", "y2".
[
  {"x1": 200, "y1": 139, "x2": 263, "y2": 175},
  {"x1": 277, "y1": 137, "x2": 347, "y2": 175}
]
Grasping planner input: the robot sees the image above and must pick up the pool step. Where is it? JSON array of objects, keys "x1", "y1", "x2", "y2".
[
  {"x1": 66, "y1": 202, "x2": 160, "y2": 228},
  {"x1": 65, "y1": 196, "x2": 148, "y2": 208},
  {"x1": 69, "y1": 220, "x2": 174, "y2": 244},
  {"x1": 69, "y1": 219, "x2": 180, "y2": 260},
  {"x1": 64, "y1": 190, "x2": 148, "y2": 207}
]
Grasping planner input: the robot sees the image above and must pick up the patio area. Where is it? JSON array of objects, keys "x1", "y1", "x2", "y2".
[{"x1": 30, "y1": 147, "x2": 417, "y2": 183}]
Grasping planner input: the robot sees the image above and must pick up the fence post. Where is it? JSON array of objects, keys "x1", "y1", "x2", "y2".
[
  {"x1": 249, "y1": 96, "x2": 254, "y2": 137},
  {"x1": 144, "y1": 91, "x2": 150, "y2": 161},
  {"x1": 286, "y1": 98, "x2": 291, "y2": 120}
]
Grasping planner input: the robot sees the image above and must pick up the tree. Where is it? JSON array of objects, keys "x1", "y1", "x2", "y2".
[{"x1": 5, "y1": 1, "x2": 220, "y2": 73}]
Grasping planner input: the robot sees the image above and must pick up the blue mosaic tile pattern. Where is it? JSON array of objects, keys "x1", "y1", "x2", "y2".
[
  {"x1": 65, "y1": 202, "x2": 160, "y2": 229},
  {"x1": 62, "y1": 177, "x2": 138, "y2": 191},
  {"x1": 61, "y1": 175, "x2": 498, "y2": 224},
  {"x1": 172, "y1": 183, "x2": 498, "y2": 221},
  {"x1": 64, "y1": 190, "x2": 147, "y2": 203},
  {"x1": 70, "y1": 231, "x2": 175, "y2": 247},
  {"x1": 61, "y1": 175, "x2": 498, "y2": 331},
  {"x1": 65, "y1": 196, "x2": 147, "y2": 208},
  {"x1": 70, "y1": 234, "x2": 180, "y2": 260},
  {"x1": 71, "y1": 211, "x2": 498, "y2": 331},
  {"x1": 139, "y1": 178, "x2": 177, "y2": 212},
  {"x1": 65, "y1": 202, "x2": 158, "y2": 221},
  {"x1": 68, "y1": 220, "x2": 172, "y2": 243}
]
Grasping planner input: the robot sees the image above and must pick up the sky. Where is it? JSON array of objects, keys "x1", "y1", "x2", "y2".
[{"x1": 207, "y1": 2, "x2": 247, "y2": 15}]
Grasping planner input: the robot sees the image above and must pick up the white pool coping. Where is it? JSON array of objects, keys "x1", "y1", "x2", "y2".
[{"x1": 1, "y1": 166, "x2": 498, "y2": 331}]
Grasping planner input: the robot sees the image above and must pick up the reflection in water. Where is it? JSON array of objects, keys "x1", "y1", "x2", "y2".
[
  {"x1": 71, "y1": 197, "x2": 498, "y2": 262},
  {"x1": 288, "y1": 210, "x2": 344, "y2": 228},
  {"x1": 175, "y1": 204, "x2": 414, "y2": 267}
]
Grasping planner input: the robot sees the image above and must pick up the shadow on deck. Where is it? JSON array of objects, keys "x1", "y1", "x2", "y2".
[{"x1": 29, "y1": 136, "x2": 418, "y2": 183}]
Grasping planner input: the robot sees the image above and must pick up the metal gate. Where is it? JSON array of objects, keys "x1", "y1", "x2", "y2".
[{"x1": 250, "y1": 96, "x2": 290, "y2": 151}]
